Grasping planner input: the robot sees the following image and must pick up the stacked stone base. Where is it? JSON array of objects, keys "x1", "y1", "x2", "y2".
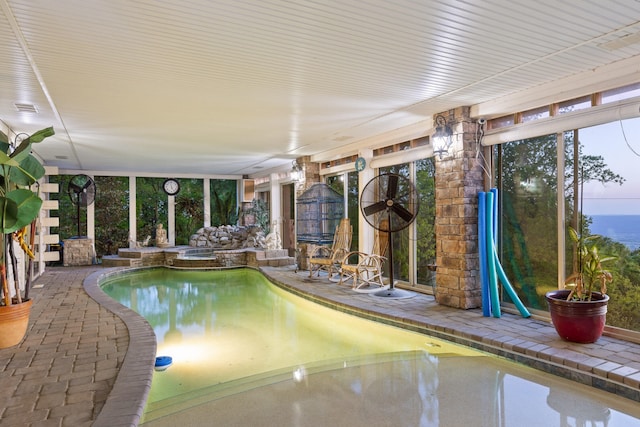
[
  {"x1": 63, "y1": 238, "x2": 95, "y2": 266},
  {"x1": 101, "y1": 246, "x2": 294, "y2": 269}
]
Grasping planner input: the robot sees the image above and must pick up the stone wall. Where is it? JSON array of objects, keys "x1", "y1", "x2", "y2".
[
  {"x1": 63, "y1": 238, "x2": 94, "y2": 266},
  {"x1": 189, "y1": 225, "x2": 266, "y2": 249}
]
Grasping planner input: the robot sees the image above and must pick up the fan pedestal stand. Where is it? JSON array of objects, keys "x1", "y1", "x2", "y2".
[
  {"x1": 373, "y1": 286, "x2": 414, "y2": 299},
  {"x1": 373, "y1": 212, "x2": 414, "y2": 300},
  {"x1": 361, "y1": 173, "x2": 419, "y2": 301}
]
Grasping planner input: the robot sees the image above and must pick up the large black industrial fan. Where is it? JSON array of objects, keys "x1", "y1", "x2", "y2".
[
  {"x1": 361, "y1": 173, "x2": 419, "y2": 298},
  {"x1": 67, "y1": 174, "x2": 96, "y2": 237}
]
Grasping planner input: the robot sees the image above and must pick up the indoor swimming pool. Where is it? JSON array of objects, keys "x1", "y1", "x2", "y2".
[{"x1": 101, "y1": 268, "x2": 640, "y2": 426}]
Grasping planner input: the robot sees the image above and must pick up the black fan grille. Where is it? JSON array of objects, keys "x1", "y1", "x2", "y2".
[
  {"x1": 68, "y1": 174, "x2": 96, "y2": 207},
  {"x1": 360, "y1": 173, "x2": 419, "y2": 233}
]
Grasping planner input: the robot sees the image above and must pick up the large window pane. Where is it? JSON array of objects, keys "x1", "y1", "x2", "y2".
[
  {"x1": 415, "y1": 158, "x2": 436, "y2": 288},
  {"x1": 379, "y1": 164, "x2": 411, "y2": 282},
  {"x1": 347, "y1": 171, "x2": 359, "y2": 254},
  {"x1": 94, "y1": 176, "x2": 129, "y2": 256},
  {"x1": 175, "y1": 179, "x2": 204, "y2": 245},
  {"x1": 136, "y1": 177, "x2": 167, "y2": 245},
  {"x1": 497, "y1": 135, "x2": 559, "y2": 310},
  {"x1": 210, "y1": 179, "x2": 237, "y2": 227},
  {"x1": 577, "y1": 119, "x2": 640, "y2": 332}
]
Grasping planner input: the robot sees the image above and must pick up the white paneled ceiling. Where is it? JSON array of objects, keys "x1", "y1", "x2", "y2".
[{"x1": 1, "y1": 0, "x2": 639, "y2": 177}]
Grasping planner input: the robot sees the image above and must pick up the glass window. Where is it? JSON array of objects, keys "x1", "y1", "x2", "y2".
[
  {"x1": 209, "y1": 179, "x2": 236, "y2": 227},
  {"x1": 326, "y1": 173, "x2": 359, "y2": 255},
  {"x1": 379, "y1": 164, "x2": 411, "y2": 283},
  {"x1": 347, "y1": 171, "x2": 360, "y2": 254},
  {"x1": 496, "y1": 134, "x2": 559, "y2": 310},
  {"x1": 490, "y1": 115, "x2": 515, "y2": 129},
  {"x1": 558, "y1": 96, "x2": 591, "y2": 114},
  {"x1": 326, "y1": 175, "x2": 343, "y2": 195},
  {"x1": 136, "y1": 177, "x2": 168, "y2": 245},
  {"x1": 174, "y1": 179, "x2": 204, "y2": 245},
  {"x1": 521, "y1": 106, "x2": 550, "y2": 123},
  {"x1": 575, "y1": 119, "x2": 640, "y2": 332},
  {"x1": 415, "y1": 158, "x2": 436, "y2": 289},
  {"x1": 94, "y1": 176, "x2": 129, "y2": 257},
  {"x1": 602, "y1": 83, "x2": 640, "y2": 104}
]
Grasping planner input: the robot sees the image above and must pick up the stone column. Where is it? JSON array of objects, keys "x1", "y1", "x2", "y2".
[
  {"x1": 294, "y1": 155, "x2": 320, "y2": 197},
  {"x1": 434, "y1": 107, "x2": 486, "y2": 309}
]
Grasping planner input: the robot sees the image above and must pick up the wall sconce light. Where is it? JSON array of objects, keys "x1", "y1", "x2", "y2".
[
  {"x1": 291, "y1": 160, "x2": 303, "y2": 182},
  {"x1": 432, "y1": 115, "x2": 453, "y2": 159}
]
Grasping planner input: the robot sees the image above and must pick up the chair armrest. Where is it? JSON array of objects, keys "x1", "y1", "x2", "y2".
[
  {"x1": 357, "y1": 254, "x2": 386, "y2": 268},
  {"x1": 340, "y1": 251, "x2": 367, "y2": 264}
]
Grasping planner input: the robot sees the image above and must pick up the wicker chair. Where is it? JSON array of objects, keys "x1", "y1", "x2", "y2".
[
  {"x1": 338, "y1": 222, "x2": 389, "y2": 290},
  {"x1": 308, "y1": 218, "x2": 352, "y2": 279}
]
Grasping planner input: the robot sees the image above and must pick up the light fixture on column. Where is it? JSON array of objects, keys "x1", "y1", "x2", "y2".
[
  {"x1": 432, "y1": 115, "x2": 453, "y2": 159},
  {"x1": 291, "y1": 160, "x2": 303, "y2": 182}
]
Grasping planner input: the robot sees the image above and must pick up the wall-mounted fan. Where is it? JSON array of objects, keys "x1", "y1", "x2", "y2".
[
  {"x1": 361, "y1": 173, "x2": 419, "y2": 298},
  {"x1": 67, "y1": 174, "x2": 96, "y2": 237}
]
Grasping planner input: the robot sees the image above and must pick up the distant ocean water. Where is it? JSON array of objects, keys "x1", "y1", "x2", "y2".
[{"x1": 589, "y1": 215, "x2": 640, "y2": 250}]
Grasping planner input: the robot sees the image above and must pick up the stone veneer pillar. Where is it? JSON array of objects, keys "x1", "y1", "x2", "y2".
[
  {"x1": 434, "y1": 107, "x2": 486, "y2": 309},
  {"x1": 294, "y1": 155, "x2": 320, "y2": 197}
]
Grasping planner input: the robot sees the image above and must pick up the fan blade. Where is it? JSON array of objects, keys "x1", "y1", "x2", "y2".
[
  {"x1": 391, "y1": 203, "x2": 414, "y2": 222},
  {"x1": 386, "y1": 174, "x2": 398, "y2": 200},
  {"x1": 363, "y1": 201, "x2": 387, "y2": 217},
  {"x1": 69, "y1": 182, "x2": 83, "y2": 193},
  {"x1": 81, "y1": 179, "x2": 93, "y2": 191}
]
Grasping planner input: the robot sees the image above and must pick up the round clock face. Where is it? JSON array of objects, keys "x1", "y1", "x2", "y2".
[
  {"x1": 163, "y1": 178, "x2": 180, "y2": 196},
  {"x1": 355, "y1": 157, "x2": 366, "y2": 172}
]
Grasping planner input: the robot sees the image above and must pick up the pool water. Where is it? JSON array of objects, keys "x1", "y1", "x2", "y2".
[{"x1": 102, "y1": 268, "x2": 640, "y2": 426}]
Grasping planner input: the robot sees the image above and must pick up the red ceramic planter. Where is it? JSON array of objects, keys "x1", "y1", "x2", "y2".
[{"x1": 545, "y1": 290, "x2": 609, "y2": 344}]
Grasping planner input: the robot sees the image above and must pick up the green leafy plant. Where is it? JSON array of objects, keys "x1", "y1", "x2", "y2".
[
  {"x1": 0, "y1": 127, "x2": 55, "y2": 306},
  {"x1": 565, "y1": 226, "x2": 615, "y2": 301}
]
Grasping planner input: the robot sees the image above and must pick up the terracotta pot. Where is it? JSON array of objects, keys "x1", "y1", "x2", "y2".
[
  {"x1": 0, "y1": 298, "x2": 33, "y2": 348},
  {"x1": 545, "y1": 290, "x2": 608, "y2": 343}
]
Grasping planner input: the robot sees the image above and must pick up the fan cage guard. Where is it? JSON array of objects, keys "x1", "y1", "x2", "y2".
[{"x1": 296, "y1": 183, "x2": 345, "y2": 245}]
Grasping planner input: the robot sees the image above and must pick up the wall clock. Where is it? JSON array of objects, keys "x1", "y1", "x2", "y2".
[
  {"x1": 163, "y1": 178, "x2": 180, "y2": 196},
  {"x1": 355, "y1": 157, "x2": 366, "y2": 172}
]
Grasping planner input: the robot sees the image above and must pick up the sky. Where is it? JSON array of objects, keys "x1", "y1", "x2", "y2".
[{"x1": 579, "y1": 117, "x2": 640, "y2": 215}]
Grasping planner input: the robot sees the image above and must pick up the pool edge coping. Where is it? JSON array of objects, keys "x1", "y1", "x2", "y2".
[{"x1": 83, "y1": 267, "x2": 157, "y2": 427}]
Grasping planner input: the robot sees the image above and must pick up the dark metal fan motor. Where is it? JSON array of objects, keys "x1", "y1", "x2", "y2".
[
  {"x1": 360, "y1": 173, "x2": 420, "y2": 298},
  {"x1": 67, "y1": 174, "x2": 96, "y2": 237}
]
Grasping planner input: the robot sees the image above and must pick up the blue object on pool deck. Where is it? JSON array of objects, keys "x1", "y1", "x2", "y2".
[
  {"x1": 485, "y1": 191, "x2": 501, "y2": 318},
  {"x1": 478, "y1": 189, "x2": 530, "y2": 319},
  {"x1": 478, "y1": 192, "x2": 491, "y2": 317},
  {"x1": 155, "y1": 356, "x2": 173, "y2": 371}
]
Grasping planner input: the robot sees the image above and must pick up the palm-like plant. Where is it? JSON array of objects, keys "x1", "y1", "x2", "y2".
[
  {"x1": 0, "y1": 127, "x2": 55, "y2": 306},
  {"x1": 565, "y1": 226, "x2": 615, "y2": 301}
]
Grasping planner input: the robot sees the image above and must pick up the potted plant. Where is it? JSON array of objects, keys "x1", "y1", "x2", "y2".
[
  {"x1": 0, "y1": 126, "x2": 55, "y2": 348},
  {"x1": 545, "y1": 226, "x2": 615, "y2": 343}
]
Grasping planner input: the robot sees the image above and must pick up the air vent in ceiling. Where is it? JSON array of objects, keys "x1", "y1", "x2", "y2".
[{"x1": 14, "y1": 103, "x2": 38, "y2": 113}]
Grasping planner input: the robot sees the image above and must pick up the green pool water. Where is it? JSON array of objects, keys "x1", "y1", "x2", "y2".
[{"x1": 102, "y1": 268, "x2": 640, "y2": 427}]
